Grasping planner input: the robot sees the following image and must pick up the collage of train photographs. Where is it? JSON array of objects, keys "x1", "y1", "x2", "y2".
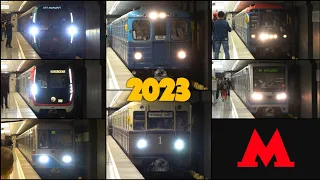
[{"x1": 1, "y1": 1, "x2": 319, "y2": 179}]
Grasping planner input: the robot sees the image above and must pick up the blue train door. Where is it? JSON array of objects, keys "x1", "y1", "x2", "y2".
[{"x1": 152, "y1": 21, "x2": 169, "y2": 67}]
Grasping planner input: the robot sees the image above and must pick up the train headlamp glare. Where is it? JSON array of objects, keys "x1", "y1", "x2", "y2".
[
  {"x1": 276, "y1": 93, "x2": 287, "y2": 100},
  {"x1": 283, "y1": 34, "x2": 287, "y2": 38},
  {"x1": 68, "y1": 26, "x2": 78, "y2": 36},
  {"x1": 274, "y1": 34, "x2": 278, "y2": 39},
  {"x1": 259, "y1": 33, "x2": 268, "y2": 40},
  {"x1": 39, "y1": 155, "x2": 49, "y2": 163},
  {"x1": 251, "y1": 34, "x2": 256, "y2": 38},
  {"x1": 137, "y1": 139, "x2": 147, "y2": 149},
  {"x1": 134, "y1": 52, "x2": 142, "y2": 60},
  {"x1": 149, "y1": 12, "x2": 158, "y2": 19},
  {"x1": 251, "y1": 92, "x2": 263, "y2": 101},
  {"x1": 174, "y1": 139, "x2": 184, "y2": 151},
  {"x1": 31, "y1": 84, "x2": 38, "y2": 96},
  {"x1": 29, "y1": 26, "x2": 39, "y2": 36},
  {"x1": 177, "y1": 51, "x2": 186, "y2": 59},
  {"x1": 62, "y1": 155, "x2": 72, "y2": 163},
  {"x1": 159, "y1": 12, "x2": 167, "y2": 18}
]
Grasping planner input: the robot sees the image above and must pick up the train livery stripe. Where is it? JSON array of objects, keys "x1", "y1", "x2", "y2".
[
  {"x1": 107, "y1": 145, "x2": 121, "y2": 179},
  {"x1": 16, "y1": 35, "x2": 26, "y2": 59}
]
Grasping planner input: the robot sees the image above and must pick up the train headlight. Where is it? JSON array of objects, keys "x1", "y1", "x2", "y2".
[
  {"x1": 159, "y1": 12, "x2": 167, "y2": 19},
  {"x1": 259, "y1": 33, "x2": 268, "y2": 40},
  {"x1": 137, "y1": 139, "x2": 147, "y2": 149},
  {"x1": 31, "y1": 84, "x2": 38, "y2": 96},
  {"x1": 62, "y1": 155, "x2": 72, "y2": 163},
  {"x1": 39, "y1": 155, "x2": 49, "y2": 163},
  {"x1": 276, "y1": 93, "x2": 287, "y2": 100},
  {"x1": 134, "y1": 52, "x2": 142, "y2": 60},
  {"x1": 29, "y1": 26, "x2": 39, "y2": 36},
  {"x1": 283, "y1": 34, "x2": 287, "y2": 38},
  {"x1": 251, "y1": 34, "x2": 256, "y2": 38},
  {"x1": 67, "y1": 26, "x2": 78, "y2": 36},
  {"x1": 269, "y1": 34, "x2": 273, "y2": 39},
  {"x1": 251, "y1": 92, "x2": 263, "y2": 101},
  {"x1": 149, "y1": 12, "x2": 158, "y2": 19},
  {"x1": 174, "y1": 139, "x2": 184, "y2": 151},
  {"x1": 177, "y1": 50, "x2": 186, "y2": 59}
]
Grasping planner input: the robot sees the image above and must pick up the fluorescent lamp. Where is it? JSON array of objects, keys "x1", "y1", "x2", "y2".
[
  {"x1": 233, "y1": 1, "x2": 241, "y2": 11},
  {"x1": 17, "y1": 60, "x2": 26, "y2": 71},
  {"x1": 109, "y1": 1, "x2": 120, "y2": 15},
  {"x1": 18, "y1": 1, "x2": 27, "y2": 12},
  {"x1": 1, "y1": 123, "x2": 10, "y2": 128},
  {"x1": 212, "y1": 64, "x2": 223, "y2": 69},
  {"x1": 16, "y1": 121, "x2": 26, "y2": 134},
  {"x1": 1, "y1": 4, "x2": 9, "y2": 10},
  {"x1": 1, "y1": 64, "x2": 8, "y2": 70},
  {"x1": 231, "y1": 60, "x2": 240, "y2": 71}
]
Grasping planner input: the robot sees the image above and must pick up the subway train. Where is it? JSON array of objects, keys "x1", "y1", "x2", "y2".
[
  {"x1": 16, "y1": 123, "x2": 75, "y2": 171},
  {"x1": 108, "y1": 100, "x2": 192, "y2": 172},
  {"x1": 233, "y1": 3, "x2": 292, "y2": 57},
  {"x1": 17, "y1": 63, "x2": 74, "y2": 117},
  {"x1": 107, "y1": 7, "x2": 192, "y2": 77},
  {"x1": 18, "y1": 4, "x2": 78, "y2": 55},
  {"x1": 232, "y1": 63, "x2": 288, "y2": 117}
]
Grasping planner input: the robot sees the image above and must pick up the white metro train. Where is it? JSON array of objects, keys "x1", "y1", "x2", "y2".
[{"x1": 232, "y1": 63, "x2": 288, "y2": 117}]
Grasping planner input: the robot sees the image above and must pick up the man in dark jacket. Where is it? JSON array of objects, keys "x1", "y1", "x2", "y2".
[
  {"x1": 1, "y1": 77, "x2": 9, "y2": 108},
  {"x1": 5, "y1": 20, "x2": 14, "y2": 48},
  {"x1": 212, "y1": 11, "x2": 231, "y2": 59}
]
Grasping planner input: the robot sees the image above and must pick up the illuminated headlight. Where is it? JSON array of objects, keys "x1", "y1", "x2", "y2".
[
  {"x1": 62, "y1": 155, "x2": 72, "y2": 163},
  {"x1": 149, "y1": 12, "x2": 158, "y2": 19},
  {"x1": 31, "y1": 84, "x2": 38, "y2": 95},
  {"x1": 29, "y1": 26, "x2": 39, "y2": 36},
  {"x1": 134, "y1": 52, "x2": 142, "y2": 60},
  {"x1": 137, "y1": 139, "x2": 147, "y2": 149},
  {"x1": 283, "y1": 34, "x2": 287, "y2": 38},
  {"x1": 276, "y1": 93, "x2": 287, "y2": 100},
  {"x1": 259, "y1": 33, "x2": 268, "y2": 40},
  {"x1": 251, "y1": 34, "x2": 256, "y2": 38},
  {"x1": 251, "y1": 92, "x2": 263, "y2": 101},
  {"x1": 177, "y1": 50, "x2": 186, "y2": 59},
  {"x1": 39, "y1": 155, "x2": 49, "y2": 163},
  {"x1": 269, "y1": 34, "x2": 273, "y2": 39},
  {"x1": 174, "y1": 139, "x2": 184, "y2": 150},
  {"x1": 273, "y1": 34, "x2": 278, "y2": 39},
  {"x1": 67, "y1": 26, "x2": 78, "y2": 36},
  {"x1": 159, "y1": 12, "x2": 166, "y2": 18},
  {"x1": 69, "y1": 84, "x2": 73, "y2": 94}
]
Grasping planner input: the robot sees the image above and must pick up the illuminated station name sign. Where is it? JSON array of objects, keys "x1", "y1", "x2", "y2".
[{"x1": 42, "y1": 6, "x2": 62, "y2": 10}]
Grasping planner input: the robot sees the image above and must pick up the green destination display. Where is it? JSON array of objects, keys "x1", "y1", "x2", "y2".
[
  {"x1": 51, "y1": 130, "x2": 56, "y2": 135},
  {"x1": 257, "y1": 68, "x2": 280, "y2": 73}
]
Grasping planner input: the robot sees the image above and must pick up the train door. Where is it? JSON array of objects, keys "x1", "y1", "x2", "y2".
[{"x1": 152, "y1": 21, "x2": 169, "y2": 67}]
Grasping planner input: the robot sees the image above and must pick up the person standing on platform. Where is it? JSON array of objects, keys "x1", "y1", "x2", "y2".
[
  {"x1": 1, "y1": 147, "x2": 14, "y2": 179},
  {"x1": 1, "y1": 77, "x2": 9, "y2": 108},
  {"x1": 5, "y1": 20, "x2": 14, "y2": 48},
  {"x1": 213, "y1": 11, "x2": 231, "y2": 59},
  {"x1": 1, "y1": 21, "x2": 4, "y2": 41},
  {"x1": 221, "y1": 78, "x2": 228, "y2": 102}
]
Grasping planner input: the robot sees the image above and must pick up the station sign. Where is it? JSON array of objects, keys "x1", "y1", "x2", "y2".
[
  {"x1": 148, "y1": 112, "x2": 173, "y2": 118},
  {"x1": 50, "y1": 70, "x2": 66, "y2": 74}
]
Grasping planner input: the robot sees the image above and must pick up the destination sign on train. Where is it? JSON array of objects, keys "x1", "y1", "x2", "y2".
[
  {"x1": 257, "y1": 68, "x2": 282, "y2": 73},
  {"x1": 148, "y1": 112, "x2": 173, "y2": 118},
  {"x1": 50, "y1": 70, "x2": 66, "y2": 74},
  {"x1": 43, "y1": 6, "x2": 62, "y2": 10}
]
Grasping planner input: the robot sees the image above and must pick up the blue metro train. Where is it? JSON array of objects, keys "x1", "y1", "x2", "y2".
[
  {"x1": 107, "y1": 7, "x2": 192, "y2": 77},
  {"x1": 233, "y1": 3, "x2": 292, "y2": 57}
]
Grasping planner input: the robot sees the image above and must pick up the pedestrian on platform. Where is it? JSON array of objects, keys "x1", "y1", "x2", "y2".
[
  {"x1": 1, "y1": 147, "x2": 14, "y2": 179},
  {"x1": 213, "y1": 11, "x2": 231, "y2": 59}
]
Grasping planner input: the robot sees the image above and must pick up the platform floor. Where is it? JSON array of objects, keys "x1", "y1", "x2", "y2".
[
  {"x1": 1, "y1": 32, "x2": 41, "y2": 59},
  {"x1": 1, "y1": 92, "x2": 37, "y2": 119},
  {"x1": 212, "y1": 90, "x2": 255, "y2": 119},
  {"x1": 212, "y1": 31, "x2": 255, "y2": 59},
  {"x1": 107, "y1": 136, "x2": 144, "y2": 179}
]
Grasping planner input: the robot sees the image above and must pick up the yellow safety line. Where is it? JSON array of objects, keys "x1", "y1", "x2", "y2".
[
  {"x1": 107, "y1": 143, "x2": 121, "y2": 179},
  {"x1": 106, "y1": 53, "x2": 120, "y2": 90},
  {"x1": 13, "y1": 93, "x2": 23, "y2": 118},
  {"x1": 229, "y1": 92, "x2": 239, "y2": 118},
  {"x1": 14, "y1": 148, "x2": 26, "y2": 179},
  {"x1": 230, "y1": 33, "x2": 239, "y2": 59},
  {"x1": 16, "y1": 34, "x2": 26, "y2": 59}
]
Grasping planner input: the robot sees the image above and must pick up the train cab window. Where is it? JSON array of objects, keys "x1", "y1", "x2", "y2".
[
  {"x1": 38, "y1": 131, "x2": 48, "y2": 148},
  {"x1": 132, "y1": 20, "x2": 150, "y2": 40},
  {"x1": 37, "y1": 7, "x2": 70, "y2": 29},
  {"x1": 37, "y1": 73, "x2": 48, "y2": 88},
  {"x1": 253, "y1": 67, "x2": 285, "y2": 92},
  {"x1": 176, "y1": 111, "x2": 188, "y2": 131},
  {"x1": 171, "y1": 20, "x2": 188, "y2": 41},
  {"x1": 260, "y1": 12, "x2": 279, "y2": 27},
  {"x1": 48, "y1": 130, "x2": 73, "y2": 149},
  {"x1": 154, "y1": 22, "x2": 166, "y2": 40},
  {"x1": 50, "y1": 74, "x2": 67, "y2": 88},
  {"x1": 147, "y1": 112, "x2": 174, "y2": 130},
  {"x1": 133, "y1": 111, "x2": 145, "y2": 130}
]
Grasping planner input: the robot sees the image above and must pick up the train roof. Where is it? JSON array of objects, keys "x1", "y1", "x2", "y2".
[{"x1": 112, "y1": 7, "x2": 191, "y2": 23}]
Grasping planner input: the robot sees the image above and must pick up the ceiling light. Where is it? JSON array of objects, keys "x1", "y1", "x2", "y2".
[
  {"x1": 1, "y1": 123, "x2": 10, "y2": 128},
  {"x1": 18, "y1": 1, "x2": 27, "y2": 12},
  {"x1": 109, "y1": 1, "x2": 120, "y2": 15}
]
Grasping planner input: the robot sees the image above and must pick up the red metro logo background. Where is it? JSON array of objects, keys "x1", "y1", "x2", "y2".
[
  {"x1": 211, "y1": 120, "x2": 320, "y2": 179},
  {"x1": 237, "y1": 129, "x2": 295, "y2": 168}
]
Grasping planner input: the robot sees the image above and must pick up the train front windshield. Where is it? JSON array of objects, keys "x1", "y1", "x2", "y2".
[
  {"x1": 253, "y1": 67, "x2": 286, "y2": 92},
  {"x1": 260, "y1": 10, "x2": 290, "y2": 29},
  {"x1": 147, "y1": 112, "x2": 174, "y2": 130},
  {"x1": 38, "y1": 130, "x2": 73, "y2": 149},
  {"x1": 37, "y1": 6, "x2": 70, "y2": 29}
]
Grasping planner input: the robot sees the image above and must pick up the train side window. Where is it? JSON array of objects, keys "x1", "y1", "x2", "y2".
[
  {"x1": 171, "y1": 20, "x2": 188, "y2": 41},
  {"x1": 38, "y1": 131, "x2": 48, "y2": 148},
  {"x1": 154, "y1": 22, "x2": 166, "y2": 40},
  {"x1": 176, "y1": 111, "x2": 189, "y2": 131},
  {"x1": 132, "y1": 20, "x2": 150, "y2": 41},
  {"x1": 133, "y1": 111, "x2": 145, "y2": 130}
]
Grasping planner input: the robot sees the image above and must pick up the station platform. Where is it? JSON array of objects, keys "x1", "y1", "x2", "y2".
[
  {"x1": 107, "y1": 136, "x2": 144, "y2": 179},
  {"x1": 1, "y1": 32, "x2": 41, "y2": 59},
  {"x1": 1, "y1": 92, "x2": 37, "y2": 119},
  {"x1": 106, "y1": 47, "x2": 133, "y2": 108},
  {"x1": 212, "y1": 90, "x2": 255, "y2": 118},
  {"x1": 212, "y1": 31, "x2": 255, "y2": 59},
  {"x1": 10, "y1": 147, "x2": 41, "y2": 179}
]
